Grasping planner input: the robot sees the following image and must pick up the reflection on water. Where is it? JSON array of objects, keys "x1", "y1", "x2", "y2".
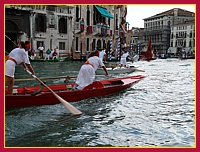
[{"x1": 5, "y1": 59, "x2": 195, "y2": 147}]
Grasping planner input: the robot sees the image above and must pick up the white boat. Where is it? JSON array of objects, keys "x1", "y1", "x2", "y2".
[
  {"x1": 96, "y1": 67, "x2": 135, "y2": 75},
  {"x1": 127, "y1": 63, "x2": 140, "y2": 68}
]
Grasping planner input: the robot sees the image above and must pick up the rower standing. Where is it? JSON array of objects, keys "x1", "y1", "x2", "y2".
[
  {"x1": 120, "y1": 50, "x2": 131, "y2": 67},
  {"x1": 73, "y1": 51, "x2": 108, "y2": 90},
  {"x1": 99, "y1": 48, "x2": 106, "y2": 62},
  {"x1": 5, "y1": 41, "x2": 35, "y2": 95}
]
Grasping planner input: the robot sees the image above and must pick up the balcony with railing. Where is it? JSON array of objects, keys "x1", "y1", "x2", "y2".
[
  {"x1": 92, "y1": 23, "x2": 111, "y2": 36},
  {"x1": 144, "y1": 25, "x2": 170, "y2": 32},
  {"x1": 176, "y1": 35, "x2": 186, "y2": 39}
]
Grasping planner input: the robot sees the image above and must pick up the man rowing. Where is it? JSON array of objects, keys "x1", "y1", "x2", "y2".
[
  {"x1": 73, "y1": 50, "x2": 108, "y2": 90},
  {"x1": 5, "y1": 41, "x2": 35, "y2": 95}
]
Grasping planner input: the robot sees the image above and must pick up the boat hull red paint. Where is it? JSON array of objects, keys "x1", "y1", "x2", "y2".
[{"x1": 5, "y1": 75, "x2": 145, "y2": 108}]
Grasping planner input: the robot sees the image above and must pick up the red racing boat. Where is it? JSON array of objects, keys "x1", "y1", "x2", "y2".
[{"x1": 5, "y1": 75, "x2": 145, "y2": 108}]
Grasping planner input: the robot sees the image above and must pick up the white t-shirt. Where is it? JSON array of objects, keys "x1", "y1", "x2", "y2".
[
  {"x1": 8, "y1": 47, "x2": 30, "y2": 64},
  {"x1": 99, "y1": 50, "x2": 106, "y2": 61},
  {"x1": 120, "y1": 52, "x2": 129, "y2": 66},
  {"x1": 88, "y1": 56, "x2": 105, "y2": 71},
  {"x1": 75, "y1": 56, "x2": 105, "y2": 90},
  {"x1": 38, "y1": 46, "x2": 44, "y2": 51},
  {"x1": 121, "y1": 52, "x2": 129, "y2": 58}
]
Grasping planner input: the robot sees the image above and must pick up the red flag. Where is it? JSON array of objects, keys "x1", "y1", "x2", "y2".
[{"x1": 146, "y1": 36, "x2": 152, "y2": 61}]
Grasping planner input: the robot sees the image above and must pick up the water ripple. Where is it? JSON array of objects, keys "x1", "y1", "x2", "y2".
[{"x1": 5, "y1": 59, "x2": 195, "y2": 147}]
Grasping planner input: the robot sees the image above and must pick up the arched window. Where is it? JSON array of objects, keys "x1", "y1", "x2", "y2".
[
  {"x1": 35, "y1": 14, "x2": 46, "y2": 32},
  {"x1": 190, "y1": 32, "x2": 192, "y2": 38},
  {"x1": 76, "y1": 6, "x2": 81, "y2": 22},
  {"x1": 189, "y1": 40, "x2": 192, "y2": 47},
  {"x1": 59, "y1": 17, "x2": 67, "y2": 34},
  {"x1": 107, "y1": 41, "x2": 110, "y2": 54},
  {"x1": 93, "y1": 6, "x2": 96, "y2": 25},
  {"x1": 168, "y1": 21, "x2": 171, "y2": 26},
  {"x1": 103, "y1": 40, "x2": 106, "y2": 48},
  {"x1": 86, "y1": 6, "x2": 90, "y2": 26},
  {"x1": 6, "y1": 20, "x2": 18, "y2": 32},
  {"x1": 184, "y1": 40, "x2": 186, "y2": 47},
  {"x1": 87, "y1": 38, "x2": 90, "y2": 51},
  {"x1": 97, "y1": 39, "x2": 101, "y2": 50},
  {"x1": 115, "y1": 14, "x2": 118, "y2": 30},
  {"x1": 92, "y1": 39, "x2": 96, "y2": 50},
  {"x1": 5, "y1": 21, "x2": 18, "y2": 52},
  {"x1": 108, "y1": 18, "x2": 110, "y2": 26},
  {"x1": 171, "y1": 41, "x2": 173, "y2": 47}
]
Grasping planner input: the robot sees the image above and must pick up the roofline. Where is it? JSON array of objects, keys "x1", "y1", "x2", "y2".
[{"x1": 143, "y1": 8, "x2": 195, "y2": 20}]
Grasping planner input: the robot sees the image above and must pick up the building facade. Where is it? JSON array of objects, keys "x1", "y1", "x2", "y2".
[
  {"x1": 71, "y1": 5, "x2": 127, "y2": 60},
  {"x1": 140, "y1": 8, "x2": 195, "y2": 56},
  {"x1": 5, "y1": 5, "x2": 128, "y2": 61},
  {"x1": 126, "y1": 27, "x2": 143, "y2": 55},
  {"x1": 168, "y1": 21, "x2": 195, "y2": 58},
  {"x1": 5, "y1": 5, "x2": 74, "y2": 56}
]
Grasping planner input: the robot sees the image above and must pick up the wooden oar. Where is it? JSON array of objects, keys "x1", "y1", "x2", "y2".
[
  {"x1": 110, "y1": 67, "x2": 145, "y2": 72},
  {"x1": 25, "y1": 70, "x2": 82, "y2": 115},
  {"x1": 96, "y1": 75, "x2": 114, "y2": 78},
  {"x1": 130, "y1": 68, "x2": 145, "y2": 72},
  {"x1": 5, "y1": 35, "x2": 18, "y2": 47},
  {"x1": 108, "y1": 63, "x2": 145, "y2": 73},
  {"x1": 15, "y1": 75, "x2": 77, "y2": 81}
]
